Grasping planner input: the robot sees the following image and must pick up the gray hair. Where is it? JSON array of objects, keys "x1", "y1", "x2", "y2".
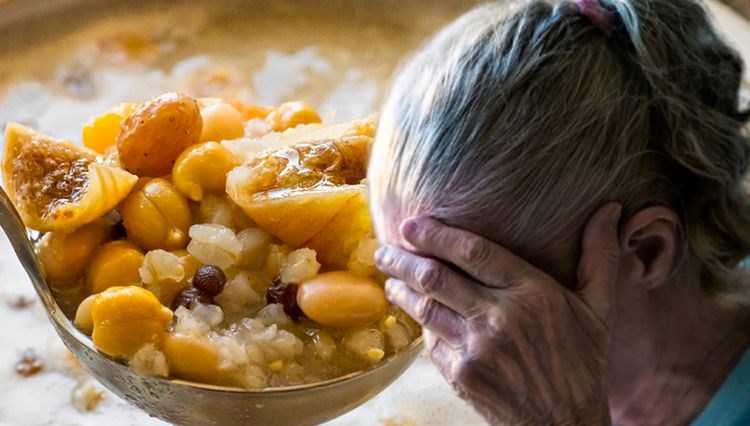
[{"x1": 368, "y1": 0, "x2": 750, "y2": 302}]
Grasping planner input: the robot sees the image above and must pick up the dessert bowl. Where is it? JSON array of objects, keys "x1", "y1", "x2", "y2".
[
  {"x1": 0, "y1": 183, "x2": 423, "y2": 426},
  {"x1": 0, "y1": 94, "x2": 422, "y2": 424}
]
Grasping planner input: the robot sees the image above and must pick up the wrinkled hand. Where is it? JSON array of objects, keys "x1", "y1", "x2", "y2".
[{"x1": 375, "y1": 204, "x2": 622, "y2": 426}]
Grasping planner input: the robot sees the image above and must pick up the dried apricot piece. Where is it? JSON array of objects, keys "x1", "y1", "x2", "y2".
[
  {"x1": 2, "y1": 123, "x2": 138, "y2": 233},
  {"x1": 227, "y1": 126, "x2": 372, "y2": 267},
  {"x1": 303, "y1": 187, "x2": 372, "y2": 268},
  {"x1": 230, "y1": 185, "x2": 369, "y2": 268},
  {"x1": 82, "y1": 103, "x2": 137, "y2": 154},
  {"x1": 117, "y1": 92, "x2": 202, "y2": 177}
]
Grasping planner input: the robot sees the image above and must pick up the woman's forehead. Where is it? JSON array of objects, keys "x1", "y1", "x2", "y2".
[{"x1": 371, "y1": 202, "x2": 403, "y2": 245}]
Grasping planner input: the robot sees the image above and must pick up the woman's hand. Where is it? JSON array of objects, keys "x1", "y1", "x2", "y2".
[{"x1": 375, "y1": 204, "x2": 622, "y2": 426}]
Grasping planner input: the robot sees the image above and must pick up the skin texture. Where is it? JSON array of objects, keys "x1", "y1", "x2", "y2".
[
  {"x1": 375, "y1": 204, "x2": 621, "y2": 425},
  {"x1": 374, "y1": 202, "x2": 750, "y2": 425}
]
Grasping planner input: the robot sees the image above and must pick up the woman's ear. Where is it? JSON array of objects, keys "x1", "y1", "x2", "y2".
[{"x1": 619, "y1": 206, "x2": 680, "y2": 290}]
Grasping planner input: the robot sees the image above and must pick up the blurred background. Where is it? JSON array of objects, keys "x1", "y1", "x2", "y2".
[{"x1": 721, "y1": 0, "x2": 750, "y2": 18}]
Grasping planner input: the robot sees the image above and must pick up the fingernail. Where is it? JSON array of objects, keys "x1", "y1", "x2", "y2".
[
  {"x1": 384, "y1": 279, "x2": 397, "y2": 302},
  {"x1": 400, "y1": 217, "x2": 420, "y2": 240},
  {"x1": 374, "y1": 247, "x2": 385, "y2": 267},
  {"x1": 375, "y1": 246, "x2": 392, "y2": 268}
]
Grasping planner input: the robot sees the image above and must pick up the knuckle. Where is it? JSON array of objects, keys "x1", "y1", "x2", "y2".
[
  {"x1": 487, "y1": 308, "x2": 506, "y2": 333},
  {"x1": 462, "y1": 236, "x2": 492, "y2": 267},
  {"x1": 376, "y1": 247, "x2": 399, "y2": 276},
  {"x1": 384, "y1": 279, "x2": 399, "y2": 300},
  {"x1": 416, "y1": 297, "x2": 440, "y2": 326},
  {"x1": 413, "y1": 219, "x2": 434, "y2": 245},
  {"x1": 416, "y1": 260, "x2": 443, "y2": 294},
  {"x1": 467, "y1": 334, "x2": 491, "y2": 356},
  {"x1": 427, "y1": 336, "x2": 440, "y2": 354},
  {"x1": 500, "y1": 266, "x2": 533, "y2": 289}
]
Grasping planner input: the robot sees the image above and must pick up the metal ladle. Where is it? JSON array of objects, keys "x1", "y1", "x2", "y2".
[{"x1": 0, "y1": 187, "x2": 423, "y2": 426}]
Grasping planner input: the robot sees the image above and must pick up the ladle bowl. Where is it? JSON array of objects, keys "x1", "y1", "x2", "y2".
[{"x1": 0, "y1": 185, "x2": 423, "y2": 425}]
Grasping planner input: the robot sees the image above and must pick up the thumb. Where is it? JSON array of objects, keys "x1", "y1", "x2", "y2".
[{"x1": 577, "y1": 202, "x2": 622, "y2": 324}]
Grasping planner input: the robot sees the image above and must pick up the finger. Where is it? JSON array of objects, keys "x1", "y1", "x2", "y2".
[
  {"x1": 375, "y1": 245, "x2": 485, "y2": 317},
  {"x1": 399, "y1": 217, "x2": 533, "y2": 289},
  {"x1": 424, "y1": 330, "x2": 454, "y2": 379},
  {"x1": 385, "y1": 279, "x2": 466, "y2": 344},
  {"x1": 577, "y1": 203, "x2": 622, "y2": 323}
]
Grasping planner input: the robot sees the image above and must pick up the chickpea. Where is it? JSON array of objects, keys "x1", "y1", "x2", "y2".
[
  {"x1": 162, "y1": 332, "x2": 232, "y2": 385},
  {"x1": 37, "y1": 219, "x2": 110, "y2": 283},
  {"x1": 82, "y1": 103, "x2": 136, "y2": 154},
  {"x1": 172, "y1": 142, "x2": 239, "y2": 201},
  {"x1": 268, "y1": 360, "x2": 284, "y2": 372},
  {"x1": 265, "y1": 101, "x2": 322, "y2": 132},
  {"x1": 199, "y1": 102, "x2": 245, "y2": 143},
  {"x1": 91, "y1": 286, "x2": 173, "y2": 357},
  {"x1": 86, "y1": 240, "x2": 145, "y2": 294},
  {"x1": 74, "y1": 294, "x2": 98, "y2": 334},
  {"x1": 296, "y1": 271, "x2": 388, "y2": 328},
  {"x1": 117, "y1": 92, "x2": 202, "y2": 177},
  {"x1": 118, "y1": 178, "x2": 192, "y2": 251}
]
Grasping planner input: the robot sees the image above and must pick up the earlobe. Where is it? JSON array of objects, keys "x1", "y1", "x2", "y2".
[{"x1": 619, "y1": 207, "x2": 680, "y2": 290}]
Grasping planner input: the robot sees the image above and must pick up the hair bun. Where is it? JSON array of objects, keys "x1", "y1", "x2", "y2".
[{"x1": 605, "y1": 0, "x2": 748, "y2": 125}]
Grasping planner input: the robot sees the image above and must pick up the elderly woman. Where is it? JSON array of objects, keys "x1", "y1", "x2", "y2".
[{"x1": 368, "y1": 0, "x2": 750, "y2": 425}]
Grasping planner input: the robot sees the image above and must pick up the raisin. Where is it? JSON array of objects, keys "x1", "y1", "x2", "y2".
[
  {"x1": 7, "y1": 295, "x2": 34, "y2": 310},
  {"x1": 266, "y1": 277, "x2": 304, "y2": 321},
  {"x1": 170, "y1": 287, "x2": 216, "y2": 311},
  {"x1": 192, "y1": 265, "x2": 227, "y2": 297},
  {"x1": 15, "y1": 349, "x2": 44, "y2": 377}
]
